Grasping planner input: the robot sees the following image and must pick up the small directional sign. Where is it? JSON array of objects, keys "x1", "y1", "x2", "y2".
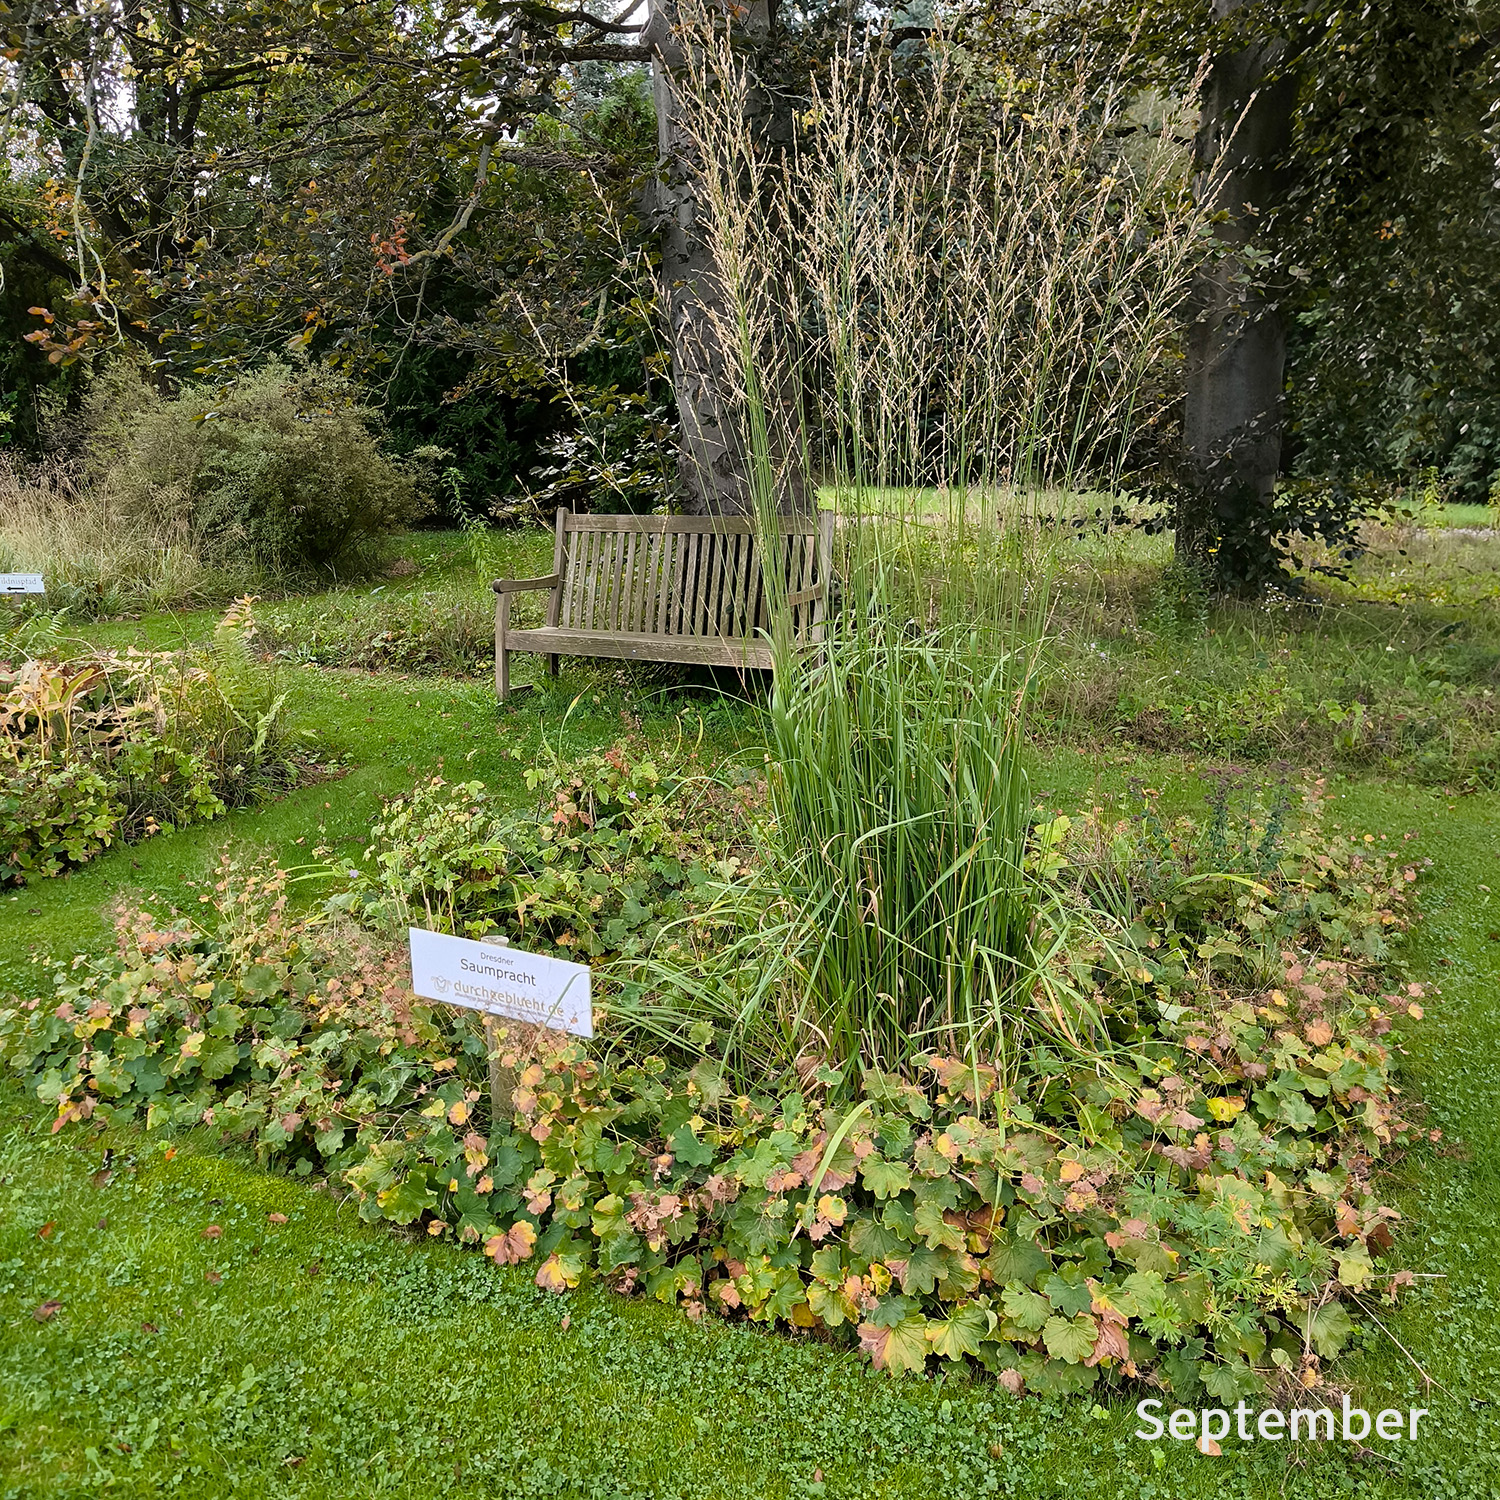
[{"x1": 0, "y1": 574, "x2": 45, "y2": 595}]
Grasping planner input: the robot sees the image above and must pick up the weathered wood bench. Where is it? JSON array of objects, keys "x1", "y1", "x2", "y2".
[{"x1": 491, "y1": 509, "x2": 834, "y2": 701}]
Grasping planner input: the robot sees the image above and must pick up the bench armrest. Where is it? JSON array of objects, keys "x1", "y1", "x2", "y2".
[
  {"x1": 786, "y1": 585, "x2": 825, "y2": 608},
  {"x1": 491, "y1": 574, "x2": 560, "y2": 596}
]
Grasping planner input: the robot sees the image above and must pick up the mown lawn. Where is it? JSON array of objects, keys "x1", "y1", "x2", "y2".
[{"x1": 2, "y1": 535, "x2": 1499, "y2": 1498}]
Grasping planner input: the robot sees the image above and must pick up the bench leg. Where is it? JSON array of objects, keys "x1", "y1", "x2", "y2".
[
  {"x1": 495, "y1": 596, "x2": 511, "y2": 703},
  {"x1": 548, "y1": 653, "x2": 559, "y2": 679}
]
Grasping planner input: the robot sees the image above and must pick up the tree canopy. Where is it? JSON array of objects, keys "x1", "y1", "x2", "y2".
[{"x1": 1, "y1": 0, "x2": 1496, "y2": 569}]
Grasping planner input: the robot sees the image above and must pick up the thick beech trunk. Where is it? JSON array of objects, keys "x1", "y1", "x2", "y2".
[
  {"x1": 1178, "y1": 0, "x2": 1298, "y2": 591},
  {"x1": 646, "y1": 0, "x2": 787, "y2": 517}
]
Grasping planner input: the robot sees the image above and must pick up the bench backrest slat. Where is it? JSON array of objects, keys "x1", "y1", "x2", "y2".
[{"x1": 551, "y1": 508, "x2": 829, "y2": 641}]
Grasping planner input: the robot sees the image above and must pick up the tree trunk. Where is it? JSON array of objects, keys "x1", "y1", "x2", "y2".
[
  {"x1": 1178, "y1": 0, "x2": 1298, "y2": 592},
  {"x1": 647, "y1": 0, "x2": 781, "y2": 517}
]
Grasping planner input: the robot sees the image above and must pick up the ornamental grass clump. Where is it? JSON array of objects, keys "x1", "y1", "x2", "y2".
[
  {"x1": 638, "y1": 15, "x2": 1212, "y2": 1077},
  {"x1": 758, "y1": 627, "x2": 1033, "y2": 1072}
]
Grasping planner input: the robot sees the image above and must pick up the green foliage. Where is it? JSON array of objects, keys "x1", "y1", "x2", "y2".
[
  {"x1": 328, "y1": 737, "x2": 729, "y2": 958},
  {"x1": 0, "y1": 453, "x2": 267, "y2": 620},
  {"x1": 94, "y1": 362, "x2": 429, "y2": 578},
  {"x1": 524, "y1": 388, "x2": 676, "y2": 516},
  {"x1": 1051, "y1": 530, "x2": 1500, "y2": 789},
  {"x1": 257, "y1": 580, "x2": 497, "y2": 676},
  {"x1": 1145, "y1": 560, "x2": 1209, "y2": 641},
  {"x1": 0, "y1": 599, "x2": 308, "y2": 884},
  {"x1": 748, "y1": 623, "x2": 1036, "y2": 1071},
  {"x1": 1, "y1": 783, "x2": 1429, "y2": 1394},
  {"x1": 0, "y1": 759, "x2": 120, "y2": 882}
]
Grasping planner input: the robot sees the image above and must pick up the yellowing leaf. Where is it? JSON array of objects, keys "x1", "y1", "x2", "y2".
[
  {"x1": 857, "y1": 1314, "x2": 930, "y2": 1374},
  {"x1": 1335, "y1": 1245, "x2": 1374, "y2": 1289},
  {"x1": 807, "y1": 1280, "x2": 855, "y2": 1327},
  {"x1": 1206, "y1": 1096, "x2": 1245, "y2": 1122},
  {"x1": 789, "y1": 1300, "x2": 818, "y2": 1328},
  {"x1": 485, "y1": 1221, "x2": 537, "y2": 1266},
  {"x1": 1042, "y1": 1313, "x2": 1097, "y2": 1364},
  {"x1": 535, "y1": 1252, "x2": 584, "y2": 1292},
  {"x1": 448, "y1": 1100, "x2": 469, "y2": 1126},
  {"x1": 926, "y1": 1304, "x2": 993, "y2": 1360}
]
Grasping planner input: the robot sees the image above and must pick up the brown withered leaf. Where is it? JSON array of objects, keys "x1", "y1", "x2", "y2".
[
  {"x1": 204, "y1": 1269, "x2": 223, "y2": 1285},
  {"x1": 32, "y1": 1300, "x2": 63, "y2": 1322},
  {"x1": 1085, "y1": 1317, "x2": 1130, "y2": 1368},
  {"x1": 201, "y1": 1224, "x2": 222, "y2": 1240}
]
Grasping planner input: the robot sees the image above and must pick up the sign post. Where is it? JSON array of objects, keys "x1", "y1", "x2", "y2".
[
  {"x1": 407, "y1": 927, "x2": 592, "y2": 1125},
  {"x1": 482, "y1": 1011, "x2": 507, "y2": 1125}
]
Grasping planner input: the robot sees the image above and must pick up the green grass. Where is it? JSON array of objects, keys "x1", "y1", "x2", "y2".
[
  {"x1": 1, "y1": 760, "x2": 1496, "y2": 1497},
  {"x1": 3, "y1": 529, "x2": 1500, "y2": 1496}
]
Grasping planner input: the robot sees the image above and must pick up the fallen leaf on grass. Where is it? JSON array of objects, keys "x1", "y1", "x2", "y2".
[
  {"x1": 36, "y1": 1222, "x2": 54, "y2": 1240},
  {"x1": 204, "y1": 1270, "x2": 222, "y2": 1285},
  {"x1": 1196, "y1": 1434, "x2": 1222, "y2": 1456},
  {"x1": 201, "y1": 1224, "x2": 222, "y2": 1240},
  {"x1": 32, "y1": 1300, "x2": 62, "y2": 1321},
  {"x1": 267, "y1": 1213, "x2": 288, "y2": 1225},
  {"x1": 141, "y1": 1322, "x2": 158, "y2": 1334}
]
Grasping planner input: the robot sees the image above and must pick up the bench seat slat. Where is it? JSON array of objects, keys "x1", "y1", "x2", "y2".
[{"x1": 505, "y1": 626, "x2": 776, "y2": 669}]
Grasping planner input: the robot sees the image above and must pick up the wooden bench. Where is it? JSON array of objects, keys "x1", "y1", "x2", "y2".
[{"x1": 491, "y1": 509, "x2": 834, "y2": 701}]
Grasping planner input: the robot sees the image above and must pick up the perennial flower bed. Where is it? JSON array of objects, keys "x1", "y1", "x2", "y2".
[
  {"x1": 0, "y1": 754, "x2": 1431, "y2": 1397},
  {"x1": 1, "y1": 600, "x2": 305, "y2": 884}
]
